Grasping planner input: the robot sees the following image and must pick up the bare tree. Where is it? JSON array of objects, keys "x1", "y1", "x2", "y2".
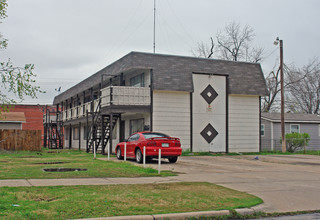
[
  {"x1": 191, "y1": 37, "x2": 215, "y2": 59},
  {"x1": 191, "y1": 21, "x2": 263, "y2": 63},
  {"x1": 286, "y1": 58, "x2": 320, "y2": 114},
  {"x1": 261, "y1": 61, "x2": 310, "y2": 113},
  {"x1": 216, "y1": 22, "x2": 255, "y2": 61}
]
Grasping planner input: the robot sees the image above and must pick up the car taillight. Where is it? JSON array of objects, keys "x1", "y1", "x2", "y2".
[
  {"x1": 175, "y1": 142, "x2": 181, "y2": 147},
  {"x1": 147, "y1": 141, "x2": 156, "y2": 146}
]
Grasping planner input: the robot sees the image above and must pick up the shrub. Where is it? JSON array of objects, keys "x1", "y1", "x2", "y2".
[{"x1": 285, "y1": 132, "x2": 310, "y2": 153}]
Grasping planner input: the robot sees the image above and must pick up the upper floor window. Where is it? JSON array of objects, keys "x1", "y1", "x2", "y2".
[
  {"x1": 290, "y1": 124, "x2": 300, "y2": 133},
  {"x1": 130, "y1": 73, "x2": 144, "y2": 87}
]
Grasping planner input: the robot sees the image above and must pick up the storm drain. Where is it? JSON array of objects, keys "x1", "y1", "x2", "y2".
[{"x1": 43, "y1": 168, "x2": 87, "y2": 172}]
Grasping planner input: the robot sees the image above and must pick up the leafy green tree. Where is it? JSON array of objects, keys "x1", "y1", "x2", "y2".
[
  {"x1": 285, "y1": 132, "x2": 310, "y2": 153},
  {"x1": 0, "y1": 0, "x2": 44, "y2": 113}
]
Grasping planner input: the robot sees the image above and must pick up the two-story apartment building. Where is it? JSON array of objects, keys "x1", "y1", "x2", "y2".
[{"x1": 53, "y1": 52, "x2": 267, "y2": 153}]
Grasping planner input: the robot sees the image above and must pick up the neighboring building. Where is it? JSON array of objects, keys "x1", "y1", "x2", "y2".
[
  {"x1": 261, "y1": 113, "x2": 320, "y2": 151},
  {"x1": 0, "y1": 112, "x2": 26, "y2": 130},
  {"x1": 53, "y1": 52, "x2": 267, "y2": 153},
  {"x1": 0, "y1": 104, "x2": 55, "y2": 143}
]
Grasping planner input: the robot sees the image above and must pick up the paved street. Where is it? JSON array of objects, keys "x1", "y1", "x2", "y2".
[{"x1": 134, "y1": 154, "x2": 320, "y2": 213}]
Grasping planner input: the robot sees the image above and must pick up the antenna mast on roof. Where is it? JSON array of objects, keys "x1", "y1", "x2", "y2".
[{"x1": 153, "y1": 0, "x2": 156, "y2": 53}]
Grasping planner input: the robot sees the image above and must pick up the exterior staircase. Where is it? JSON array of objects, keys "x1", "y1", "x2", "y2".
[{"x1": 86, "y1": 100, "x2": 119, "y2": 154}]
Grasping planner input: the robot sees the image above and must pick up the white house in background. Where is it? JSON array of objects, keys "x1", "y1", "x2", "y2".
[
  {"x1": 52, "y1": 52, "x2": 267, "y2": 153},
  {"x1": 261, "y1": 113, "x2": 320, "y2": 151},
  {"x1": 0, "y1": 112, "x2": 26, "y2": 130}
]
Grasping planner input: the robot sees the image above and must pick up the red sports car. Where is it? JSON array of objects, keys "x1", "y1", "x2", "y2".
[{"x1": 116, "y1": 132, "x2": 182, "y2": 163}]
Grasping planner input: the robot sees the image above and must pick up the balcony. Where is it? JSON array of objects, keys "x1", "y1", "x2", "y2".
[
  {"x1": 101, "y1": 86, "x2": 150, "y2": 107},
  {"x1": 62, "y1": 86, "x2": 150, "y2": 121}
]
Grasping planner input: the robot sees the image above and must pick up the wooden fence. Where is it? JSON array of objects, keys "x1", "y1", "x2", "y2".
[{"x1": 0, "y1": 129, "x2": 42, "y2": 151}]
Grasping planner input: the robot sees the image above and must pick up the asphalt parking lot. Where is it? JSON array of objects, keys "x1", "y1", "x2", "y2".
[{"x1": 142, "y1": 154, "x2": 320, "y2": 213}]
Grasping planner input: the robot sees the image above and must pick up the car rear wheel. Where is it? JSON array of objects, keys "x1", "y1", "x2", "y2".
[
  {"x1": 135, "y1": 148, "x2": 143, "y2": 163},
  {"x1": 168, "y1": 156, "x2": 178, "y2": 163},
  {"x1": 116, "y1": 147, "x2": 123, "y2": 160}
]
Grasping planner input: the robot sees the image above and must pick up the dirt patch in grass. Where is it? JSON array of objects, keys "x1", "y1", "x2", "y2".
[
  {"x1": 32, "y1": 162, "x2": 68, "y2": 165},
  {"x1": 17, "y1": 156, "x2": 39, "y2": 158},
  {"x1": 43, "y1": 168, "x2": 88, "y2": 172}
]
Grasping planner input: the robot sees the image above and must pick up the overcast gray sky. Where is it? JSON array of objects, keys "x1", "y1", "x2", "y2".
[{"x1": 2, "y1": 0, "x2": 320, "y2": 104}]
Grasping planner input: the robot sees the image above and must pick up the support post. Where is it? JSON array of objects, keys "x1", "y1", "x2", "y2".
[
  {"x1": 158, "y1": 149, "x2": 161, "y2": 174},
  {"x1": 101, "y1": 115, "x2": 105, "y2": 154},
  {"x1": 86, "y1": 110, "x2": 89, "y2": 151},
  {"x1": 124, "y1": 142, "x2": 127, "y2": 161},
  {"x1": 109, "y1": 113, "x2": 113, "y2": 154},
  {"x1": 79, "y1": 122, "x2": 81, "y2": 150},
  {"x1": 143, "y1": 146, "x2": 146, "y2": 167}
]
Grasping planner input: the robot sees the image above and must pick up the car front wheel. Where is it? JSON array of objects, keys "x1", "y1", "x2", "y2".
[
  {"x1": 168, "y1": 156, "x2": 178, "y2": 163},
  {"x1": 135, "y1": 148, "x2": 143, "y2": 163},
  {"x1": 116, "y1": 147, "x2": 123, "y2": 160}
]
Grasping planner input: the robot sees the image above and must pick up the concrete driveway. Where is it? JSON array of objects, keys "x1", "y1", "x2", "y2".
[{"x1": 141, "y1": 154, "x2": 320, "y2": 213}]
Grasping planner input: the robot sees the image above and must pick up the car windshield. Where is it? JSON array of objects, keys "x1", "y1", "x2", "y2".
[{"x1": 142, "y1": 132, "x2": 169, "y2": 139}]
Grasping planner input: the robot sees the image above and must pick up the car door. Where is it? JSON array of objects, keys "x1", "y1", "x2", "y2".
[{"x1": 126, "y1": 133, "x2": 140, "y2": 157}]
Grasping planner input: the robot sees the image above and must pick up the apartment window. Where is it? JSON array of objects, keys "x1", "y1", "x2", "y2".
[
  {"x1": 73, "y1": 127, "x2": 79, "y2": 140},
  {"x1": 83, "y1": 126, "x2": 87, "y2": 140},
  {"x1": 290, "y1": 124, "x2": 300, "y2": 133},
  {"x1": 130, "y1": 118, "x2": 144, "y2": 134},
  {"x1": 261, "y1": 124, "x2": 265, "y2": 136},
  {"x1": 65, "y1": 128, "x2": 69, "y2": 140},
  {"x1": 130, "y1": 73, "x2": 144, "y2": 87}
]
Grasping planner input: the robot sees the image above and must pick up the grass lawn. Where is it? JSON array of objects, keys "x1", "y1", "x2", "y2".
[
  {"x1": 0, "y1": 149, "x2": 173, "y2": 179},
  {"x1": 0, "y1": 182, "x2": 263, "y2": 220}
]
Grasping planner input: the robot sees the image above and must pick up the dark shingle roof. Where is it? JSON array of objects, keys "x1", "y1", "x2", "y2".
[
  {"x1": 53, "y1": 52, "x2": 267, "y2": 104},
  {"x1": 262, "y1": 112, "x2": 320, "y2": 123}
]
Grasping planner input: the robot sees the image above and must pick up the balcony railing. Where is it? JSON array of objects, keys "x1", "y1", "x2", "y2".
[
  {"x1": 62, "y1": 86, "x2": 150, "y2": 121},
  {"x1": 101, "y1": 86, "x2": 150, "y2": 107}
]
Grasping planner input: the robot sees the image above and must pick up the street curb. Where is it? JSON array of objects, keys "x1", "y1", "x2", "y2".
[
  {"x1": 153, "y1": 210, "x2": 230, "y2": 220},
  {"x1": 76, "y1": 207, "x2": 266, "y2": 220}
]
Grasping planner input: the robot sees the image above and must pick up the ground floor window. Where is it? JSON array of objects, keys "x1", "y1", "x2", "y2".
[
  {"x1": 65, "y1": 128, "x2": 69, "y2": 140},
  {"x1": 290, "y1": 124, "x2": 300, "y2": 133},
  {"x1": 130, "y1": 118, "x2": 144, "y2": 134},
  {"x1": 73, "y1": 127, "x2": 79, "y2": 140},
  {"x1": 261, "y1": 124, "x2": 265, "y2": 136},
  {"x1": 83, "y1": 126, "x2": 87, "y2": 140}
]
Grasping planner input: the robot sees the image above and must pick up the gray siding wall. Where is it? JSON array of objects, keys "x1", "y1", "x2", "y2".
[
  {"x1": 261, "y1": 122, "x2": 320, "y2": 151},
  {"x1": 261, "y1": 119, "x2": 272, "y2": 151}
]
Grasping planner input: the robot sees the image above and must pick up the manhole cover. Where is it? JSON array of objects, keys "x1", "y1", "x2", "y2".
[
  {"x1": 43, "y1": 168, "x2": 87, "y2": 172},
  {"x1": 33, "y1": 162, "x2": 68, "y2": 165}
]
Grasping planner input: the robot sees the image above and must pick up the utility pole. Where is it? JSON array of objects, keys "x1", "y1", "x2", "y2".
[
  {"x1": 274, "y1": 37, "x2": 286, "y2": 152},
  {"x1": 280, "y1": 39, "x2": 286, "y2": 153},
  {"x1": 153, "y1": 0, "x2": 156, "y2": 53}
]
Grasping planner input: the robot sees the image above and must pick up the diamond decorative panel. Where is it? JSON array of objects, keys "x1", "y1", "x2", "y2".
[
  {"x1": 200, "y1": 85, "x2": 218, "y2": 104},
  {"x1": 200, "y1": 123, "x2": 219, "y2": 143}
]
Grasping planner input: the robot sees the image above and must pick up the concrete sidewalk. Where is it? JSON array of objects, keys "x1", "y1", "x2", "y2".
[{"x1": 0, "y1": 176, "x2": 180, "y2": 187}]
